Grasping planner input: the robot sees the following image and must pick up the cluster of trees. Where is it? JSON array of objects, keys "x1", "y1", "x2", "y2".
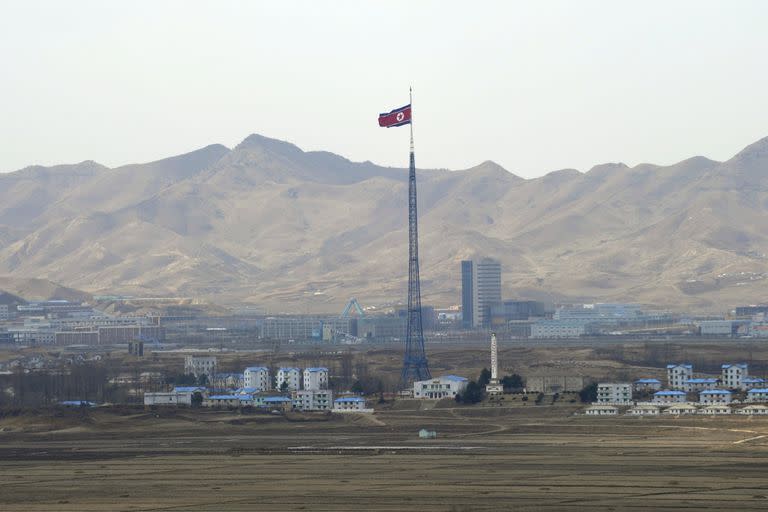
[
  {"x1": 455, "y1": 368, "x2": 526, "y2": 404},
  {"x1": 0, "y1": 364, "x2": 125, "y2": 407}
]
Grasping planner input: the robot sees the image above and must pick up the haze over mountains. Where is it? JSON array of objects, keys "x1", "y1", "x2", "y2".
[{"x1": 2, "y1": 133, "x2": 768, "y2": 312}]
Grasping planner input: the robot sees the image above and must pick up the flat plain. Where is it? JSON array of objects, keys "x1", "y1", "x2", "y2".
[{"x1": 2, "y1": 404, "x2": 768, "y2": 511}]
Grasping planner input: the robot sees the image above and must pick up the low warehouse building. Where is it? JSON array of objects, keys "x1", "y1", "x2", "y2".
[
  {"x1": 737, "y1": 404, "x2": 768, "y2": 415},
  {"x1": 584, "y1": 405, "x2": 618, "y2": 416},
  {"x1": 626, "y1": 405, "x2": 660, "y2": 416},
  {"x1": 664, "y1": 404, "x2": 699, "y2": 415},
  {"x1": 699, "y1": 405, "x2": 731, "y2": 415}
]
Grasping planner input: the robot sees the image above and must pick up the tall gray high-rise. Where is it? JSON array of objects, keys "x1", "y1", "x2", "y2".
[{"x1": 461, "y1": 258, "x2": 502, "y2": 328}]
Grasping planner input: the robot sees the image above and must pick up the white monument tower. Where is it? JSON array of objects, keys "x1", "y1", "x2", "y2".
[{"x1": 486, "y1": 332, "x2": 503, "y2": 395}]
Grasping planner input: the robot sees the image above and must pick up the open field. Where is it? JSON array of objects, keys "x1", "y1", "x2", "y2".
[{"x1": 3, "y1": 405, "x2": 768, "y2": 511}]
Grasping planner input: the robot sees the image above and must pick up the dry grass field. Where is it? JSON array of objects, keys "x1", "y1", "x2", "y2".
[{"x1": 2, "y1": 404, "x2": 768, "y2": 511}]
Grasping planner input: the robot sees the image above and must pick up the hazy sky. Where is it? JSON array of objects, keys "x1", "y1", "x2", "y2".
[{"x1": 2, "y1": 1, "x2": 767, "y2": 178}]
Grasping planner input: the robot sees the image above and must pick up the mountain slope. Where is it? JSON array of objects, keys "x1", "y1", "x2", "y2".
[{"x1": 1, "y1": 133, "x2": 767, "y2": 312}]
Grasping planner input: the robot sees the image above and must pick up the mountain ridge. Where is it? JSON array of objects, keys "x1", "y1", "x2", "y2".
[{"x1": 1, "y1": 133, "x2": 767, "y2": 313}]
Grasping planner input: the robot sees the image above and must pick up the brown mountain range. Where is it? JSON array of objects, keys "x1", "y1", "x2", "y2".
[{"x1": 2, "y1": 133, "x2": 768, "y2": 313}]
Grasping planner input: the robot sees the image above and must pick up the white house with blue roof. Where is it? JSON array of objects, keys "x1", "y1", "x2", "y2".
[
  {"x1": 743, "y1": 377, "x2": 765, "y2": 389},
  {"x1": 721, "y1": 363, "x2": 749, "y2": 389},
  {"x1": 666, "y1": 364, "x2": 693, "y2": 390},
  {"x1": 653, "y1": 390, "x2": 687, "y2": 404},
  {"x1": 244, "y1": 367, "x2": 271, "y2": 391},
  {"x1": 332, "y1": 396, "x2": 372, "y2": 412},
  {"x1": 684, "y1": 378, "x2": 719, "y2": 393},
  {"x1": 746, "y1": 388, "x2": 768, "y2": 402},
  {"x1": 700, "y1": 389, "x2": 732, "y2": 405},
  {"x1": 413, "y1": 375, "x2": 468, "y2": 399}
]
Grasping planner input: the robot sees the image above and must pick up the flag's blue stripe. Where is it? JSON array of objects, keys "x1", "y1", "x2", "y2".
[
  {"x1": 386, "y1": 119, "x2": 412, "y2": 127},
  {"x1": 378, "y1": 104, "x2": 411, "y2": 117}
]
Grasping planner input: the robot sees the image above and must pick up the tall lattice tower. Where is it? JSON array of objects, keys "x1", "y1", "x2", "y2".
[{"x1": 401, "y1": 96, "x2": 431, "y2": 384}]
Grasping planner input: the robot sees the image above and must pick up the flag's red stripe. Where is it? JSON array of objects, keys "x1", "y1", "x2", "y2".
[{"x1": 378, "y1": 106, "x2": 412, "y2": 127}]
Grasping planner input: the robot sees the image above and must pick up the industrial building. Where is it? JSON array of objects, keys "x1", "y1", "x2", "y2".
[
  {"x1": 526, "y1": 375, "x2": 584, "y2": 393},
  {"x1": 530, "y1": 321, "x2": 585, "y2": 339}
]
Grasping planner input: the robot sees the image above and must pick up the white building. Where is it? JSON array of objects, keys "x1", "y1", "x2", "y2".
[
  {"x1": 293, "y1": 389, "x2": 333, "y2": 411},
  {"x1": 746, "y1": 388, "x2": 768, "y2": 402},
  {"x1": 584, "y1": 405, "x2": 618, "y2": 416},
  {"x1": 626, "y1": 405, "x2": 660, "y2": 416},
  {"x1": 738, "y1": 404, "x2": 768, "y2": 415},
  {"x1": 277, "y1": 367, "x2": 301, "y2": 391},
  {"x1": 684, "y1": 378, "x2": 719, "y2": 393},
  {"x1": 303, "y1": 367, "x2": 329, "y2": 391},
  {"x1": 144, "y1": 386, "x2": 205, "y2": 406},
  {"x1": 699, "y1": 404, "x2": 731, "y2": 415},
  {"x1": 596, "y1": 383, "x2": 632, "y2": 405},
  {"x1": 743, "y1": 377, "x2": 765, "y2": 389},
  {"x1": 332, "y1": 396, "x2": 372, "y2": 412},
  {"x1": 653, "y1": 390, "x2": 687, "y2": 404},
  {"x1": 664, "y1": 403, "x2": 698, "y2": 415},
  {"x1": 666, "y1": 364, "x2": 693, "y2": 390},
  {"x1": 700, "y1": 389, "x2": 732, "y2": 404},
  {"x1": 530, "y1": 320, "x2": 585, "y2": 339},
  {"x1": 184, "y1": 355, "x2": 217, "y2": 378},
  {"x1": 243, "y1": 367, "x2": 271, "y2": 391},
  {"x1": 699, "y1": 320, "x2": 735, "y2": 336},
  {"x1": 413, "y1": 375, "x2": 469, "y2": 399},
  {"x1": 721, "y1": 363, "x2": 748, "y2": 389},
  {"x1": 634, "y1": 378, "x2": 662, "y2": 392}
]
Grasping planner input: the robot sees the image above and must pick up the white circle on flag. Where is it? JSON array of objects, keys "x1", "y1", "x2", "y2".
[{"x1": 396, "y1": 112, "x2": 404, "y2": 122}]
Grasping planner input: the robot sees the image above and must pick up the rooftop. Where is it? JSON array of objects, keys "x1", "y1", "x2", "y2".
[
  {"x1": 264, "y1": 396, "x2": 292, "y2": 403},
  {"x1": 666, "y1": 363, "x2": 693, "y2": 369},
  {"x1": 722, "y1": 363, "x2": 748, "y2": 369},
  {"x1": 685, "y1": 378, "x2": 718, "y2": 384},
  {"x1": 654, "y1": 390, "x2": 687, "y2": 396},
  {"x1": 635, "y1": 379, "x2": 661, "y2": 383},
  {"x1": 335, "y1": 397, "x2": 365, "y2": 403},
  {"x1": 747, "y1": 388, "x2": 768, "y2": 393},
  {"x1": 245, "y1": 366, "x2": 268, "y2": 372},
  {"x1": 305, "y1": 367, "x2": 329, "y2": 372},
  {"x1": 701, "y1": 389, "x2": 732, "y2": 395}
]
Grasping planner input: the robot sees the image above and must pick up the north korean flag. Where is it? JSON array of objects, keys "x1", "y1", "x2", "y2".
[{"x1": 378, "y1": 104, "x2": 412, "y2": 128}]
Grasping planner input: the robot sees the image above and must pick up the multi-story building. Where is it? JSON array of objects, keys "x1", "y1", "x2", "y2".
[
  {"x1": 596, "y1": 383, "x2": 632, "y2": 405},
  {"x1": 634, "y1": 378, "x2": 662, "y2": 392},
  {"x1": 261, "y1": 316, "x2": 355, "y2": 341},
  {"x1": 332, "y1": 396, "x2": 370, "y2": 412},
  {"x1": 746, "y1": 388, "x2": 768, "y2": 402},
  {"x1": 243, "y1": 367, "x2": 271, "y2": 391},
  {"x1": 652, "y1": 390, "x2": 688, "y2": 404},
  {"x1": 303, "y1": 367, "x2": 329, "y2": 391},
  {"x1": 700, "y1": 389, "x2": 733, "y2": 404},
  {"x1": 0, "y1": 304, "x2": 9, "y2": 321},
  {"x1": 293, "y1": 389, "x2": 333, "y2": 411},
  {"x1": 413, "y1": 375, "x2": 469, "y2": 399},
  {"x1": 666, "y1": 363, "x2": 693, "y2": 390},
  {"x1": 276, "y1": 367, "x2": 301, "y2": 391},
  {"x1": 184, "y1": 356, "x2": 217, "y2": 378},
  {"x1": 743, "y1": 377, "x2": 765, "y2": 389},
  {"x1": 461, "y1": 258, "x2": 501, "y2": 328},
  {"x1": 721, "y1": 363, "x2": 749, "y2": 389},
  {"x1": 684, "y1": 378, "x2": 719, "y2": 393}
]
